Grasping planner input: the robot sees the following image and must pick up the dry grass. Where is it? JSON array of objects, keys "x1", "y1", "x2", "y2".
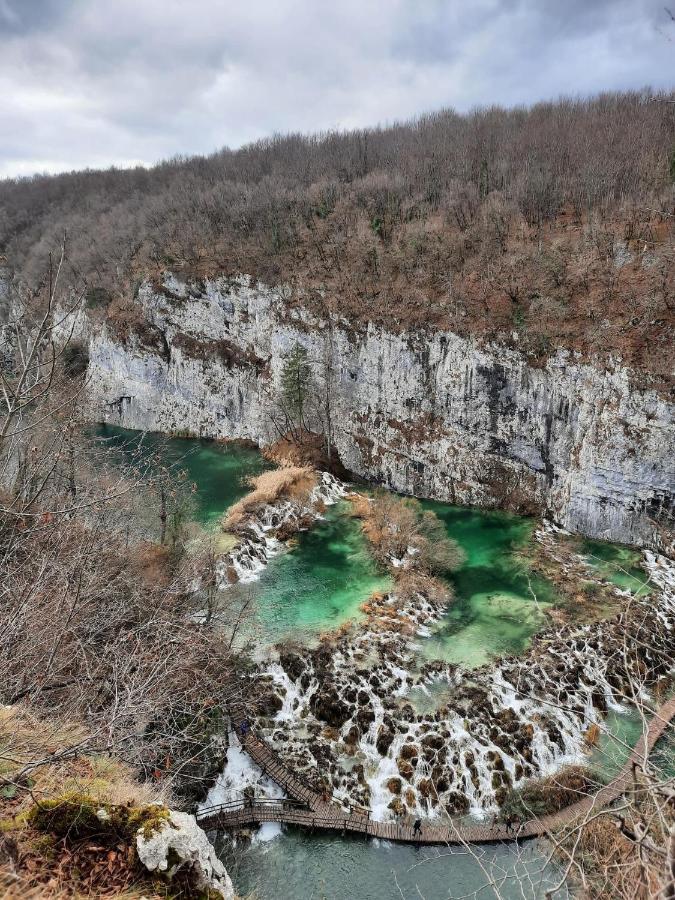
[
  {"x1": 0, "y1": 706, "x2": 169, "y2": 815},
  {"x1": 560, "y1": 810, "x2": 671, "y2": 899},
  {"x1": 0, "y1": 707, "x2": 173, "y2": 899},
  {"x1": 222, "y1": 466, "x2": 316, "y2": 531}
]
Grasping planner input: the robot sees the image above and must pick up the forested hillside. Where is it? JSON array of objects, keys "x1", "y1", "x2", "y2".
[{"x1": 1, "y1": 90, "x2": 674, "y2": 380}]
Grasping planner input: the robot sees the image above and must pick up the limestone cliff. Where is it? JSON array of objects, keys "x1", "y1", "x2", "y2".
[{"x1": 86, "y1": 274, "x2": 673, "y2": 548}]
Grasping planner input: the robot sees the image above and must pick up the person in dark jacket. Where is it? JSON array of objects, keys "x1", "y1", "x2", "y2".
[{"x1": 413, "y1": 818, "x2": 422, "y2": 837}]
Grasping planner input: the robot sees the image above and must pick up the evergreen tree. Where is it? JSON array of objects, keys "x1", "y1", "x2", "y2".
[{"x1": 281, "y1": 342, "x2": 312, "y2": 432}]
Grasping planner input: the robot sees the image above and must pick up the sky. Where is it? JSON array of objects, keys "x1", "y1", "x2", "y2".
[{"x1": 0, "y1": 0, "x2": 673, "y2": 179}]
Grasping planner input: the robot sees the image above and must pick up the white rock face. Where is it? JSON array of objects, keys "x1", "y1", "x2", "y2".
[
  {"x1": 136, "y1": 809, "x2": 234, "y2": 899},
  {"x1": 87, "y1": 274, "x2": 674, "y2": 548}
]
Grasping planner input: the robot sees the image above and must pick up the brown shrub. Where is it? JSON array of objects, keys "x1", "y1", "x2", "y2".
[
  {"x1": 350, "y1": 490, "x2": 465, "y2": 576},
  {"x1": 223, "y1": 466, "x2": 317, "y2": 531},
  {"x1": 501, "y1": 765, "x2": 602, "y2": 820}
]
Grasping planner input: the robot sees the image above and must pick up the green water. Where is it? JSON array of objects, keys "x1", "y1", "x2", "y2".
[
  {"x1": 587, "y1": 703, "x2": 675, "y2": 784},
  {"x1": 217, "y1": 830, "x2": 563, "y2": 900},
  {"x1": 580, "y1": 538, "x2": 651, "y2": 595},
  {"x1": 96, "y1": 424, "x2": 271, "y2": 525},
  {"x1": 234, "y1": 501, "x2": 391, "y2": 642},
  {"x1": 96, "y1": 426, "x2": 389, "y2": 639},
  {"x1": 95, "y1": 426, "x2": 661, "y2": 896},
  {"x1": 588, "y1": 706, "x2": 644, "y2": 779},
  {"x1": 419, "y1": 503, "x2": 556, "y2": 668}
]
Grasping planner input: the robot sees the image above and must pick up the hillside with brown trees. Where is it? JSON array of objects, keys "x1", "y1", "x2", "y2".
[{"x1": 1, "y1": 90, "x2": 674, "y2": 382}]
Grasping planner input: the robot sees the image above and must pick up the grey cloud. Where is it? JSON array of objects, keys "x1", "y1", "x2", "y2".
[
  {"x1": 0, "y1": 0, "x2": 78, "y2": 35},
  {"x1": 0, "y1": 0, "x2": 673, "y2": 178}
]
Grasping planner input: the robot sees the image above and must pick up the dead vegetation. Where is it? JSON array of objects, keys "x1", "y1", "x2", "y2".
[
  {"x1": 0, "y1": 707, "x2": 176, "y2": 898},
  {"x1": 349, "y1": 489, "x2": 465, "y2": 576},
  {"x1": 515, "y1": 528, "x2": 639, "y2": 626},
  {"x1": 554, "y1": 765, "x2": 675, "y2": 900},
  {"x1": 0, "y1": 243, "x2": 244, "y2": 896},
  {"x1": 500, "y1": 765, "x2": 604, "y2": 821},
  {"x1": 222, "y1": 465, "x2": 316, "y2": 531},
  {"x1": 2, "y1": 91, "x2": 673, "y2": 381},
  {"x1": 263, "y1": 430, "x2": 348, "y2": 477}
]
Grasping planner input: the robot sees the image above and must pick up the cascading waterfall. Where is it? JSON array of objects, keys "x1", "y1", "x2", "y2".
[
  {"x1": 241, "y1": 549, "x2": 675, "y2": 822},
  {"x1": 216, "y1": 473, "x2": 347, "y2": 587},
  {"x1": 200, "y1": 730, "x2": 287, "y2": 843}
]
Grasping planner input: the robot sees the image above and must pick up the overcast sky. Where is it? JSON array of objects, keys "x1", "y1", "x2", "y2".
[{"x1": 1, "y1": 0, "x2": 673, "y2": 178}]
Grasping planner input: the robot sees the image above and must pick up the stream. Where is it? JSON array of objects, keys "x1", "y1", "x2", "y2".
[{"x1": 97, "y1": 425, "x2": 660, "y2": 899}]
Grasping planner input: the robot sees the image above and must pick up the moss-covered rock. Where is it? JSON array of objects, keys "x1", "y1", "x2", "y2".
[
  {"x1": 136, "y1": 809, "x2": 234, "y2": 899},
  {"x1": 29, "y1": 794, "x2": 233, "y2": 898},
  {"x1": 29, "y1": 792, "x2": 171, "y2": 841}
]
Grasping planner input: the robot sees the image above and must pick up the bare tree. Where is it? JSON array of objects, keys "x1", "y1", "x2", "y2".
[{"x1": 0, "y1": 243, "x2": 247, "y2": 807}]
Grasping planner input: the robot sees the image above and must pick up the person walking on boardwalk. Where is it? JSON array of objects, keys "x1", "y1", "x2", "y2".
[{"x1": 413, "y1": 818, "x2": 422, "y2": 837}]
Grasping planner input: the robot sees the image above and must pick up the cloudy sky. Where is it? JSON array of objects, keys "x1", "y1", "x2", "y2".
[{"x1": 1, "y1": 0, "x2": 673, "y2": 178}]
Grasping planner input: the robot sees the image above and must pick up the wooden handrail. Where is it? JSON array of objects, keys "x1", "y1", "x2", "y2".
[{"x1": 208, "y1": 693, "x2": 675, "y2": 846}]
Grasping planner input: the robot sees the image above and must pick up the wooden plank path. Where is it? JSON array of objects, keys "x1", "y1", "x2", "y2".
[{"x1": 203, "y1": 696, "x2": 675, "y2": 846}]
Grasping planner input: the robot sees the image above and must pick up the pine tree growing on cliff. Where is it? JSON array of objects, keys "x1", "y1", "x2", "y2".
[{"x1": 280, "y1": 342, "x2": 312, "y2": 437}]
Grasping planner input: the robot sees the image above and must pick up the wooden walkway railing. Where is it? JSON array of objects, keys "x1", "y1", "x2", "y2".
[
  {"x1": 228, "y1": 697, "x2": 322, "y2": 809},
  {"x1": 206, "y1": 694, "x2": 675, "y2": 846}
]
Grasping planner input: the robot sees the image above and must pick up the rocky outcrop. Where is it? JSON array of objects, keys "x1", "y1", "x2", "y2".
[
  {"x1": 86, "y1": 274, "x2": 674, "y2": 548},
  {"x1": 136, "y1": 808, "x2": 234, "y2": 899}
]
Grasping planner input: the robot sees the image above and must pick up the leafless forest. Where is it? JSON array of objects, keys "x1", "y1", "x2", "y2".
[
  {"x1": 0, "y1": 252, "x2": 249, "y2": 811},
  {"x1": 2, "y1": 90, "x2": 674, "y2": 378}
]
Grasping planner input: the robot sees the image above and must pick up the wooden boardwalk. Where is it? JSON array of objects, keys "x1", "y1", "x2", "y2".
[{"x1": 199, "y1": 696, "x2": 675, "y2": 846}]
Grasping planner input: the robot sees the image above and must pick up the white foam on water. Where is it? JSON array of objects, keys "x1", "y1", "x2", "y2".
[{"x1": 201, "y1": 729, "x2": 286, "y2": 811}]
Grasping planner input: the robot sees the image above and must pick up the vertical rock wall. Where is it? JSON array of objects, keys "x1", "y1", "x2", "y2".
[{"x1": 86, "y1": 275, "x2": 674, "y2": 548}]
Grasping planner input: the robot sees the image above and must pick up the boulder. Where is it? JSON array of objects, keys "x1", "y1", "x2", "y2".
[
  {"x1": 279, "y1": 651, "x2": 306, "y2": 681},
  {"x1": 445, "y1": 792, "x2": 470, "y2": 816},
  {"x1": 399, "y1": 742, "x2": 419, "y2": 761},
  {"x1": 136, "y1": 809, "x2": 234, "y2": 900},
  {"x1": 421, "y1": 733, "x2": 444, "y2": 751},
  {"x1": 355, "y1": 705, "x2": 375, "y2": 730},
  {"x1": 397, "y1": 759, "x2": 414, "y2": 781},
  {"x1": 387, "y1": 777, "x2": 402, "y2": 795},
  {"x1": 344, "y1": 724, "x2": 360, "y2": 745},
  {"x1": 311, "y1": 688, "x2": 351, "y2": 728},
  {"x1": 258, "y1": 690, "x2": 284, "y2": 716},
  {"x1": 376, "y1": 724, "x2": 395, "y2": 756}
]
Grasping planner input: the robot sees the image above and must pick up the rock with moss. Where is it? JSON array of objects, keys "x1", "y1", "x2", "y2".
[
  {"x1": 29, "y1": 792, "x2": 171, "y2": 840},
  {"x1": 29, "y1": 794, "x2": 233, "y2": 899},
  {"x1": 136, "y1": 808, "x2": 234, "y2": 899}
]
